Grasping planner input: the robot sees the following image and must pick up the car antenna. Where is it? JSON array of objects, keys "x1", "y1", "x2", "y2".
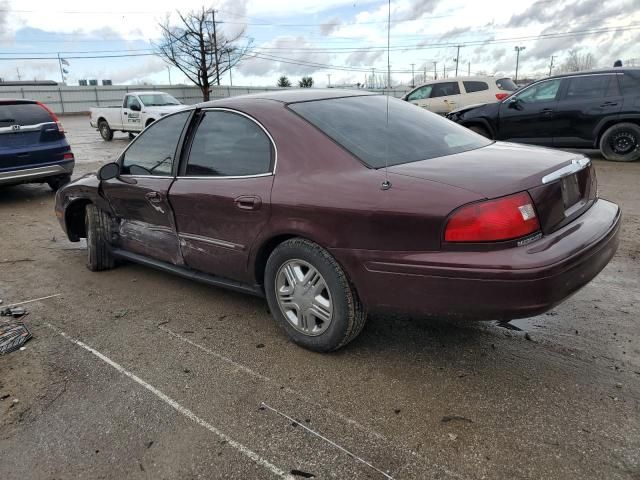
[{"x1": 381, "y1": 0, "x2": 392, "y2": 191}]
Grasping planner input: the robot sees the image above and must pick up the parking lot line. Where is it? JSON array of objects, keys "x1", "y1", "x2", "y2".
[{"x1": 45, "y1": 322, "x2": 294, "y2": 480}]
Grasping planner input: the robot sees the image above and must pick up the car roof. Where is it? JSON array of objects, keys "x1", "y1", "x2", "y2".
[
  {"x1": 0, "y1": 98, "x2": 37, "y2": 104},
  {"x1": 127, "y1": 91, "x2": 172, "y2": 96},
  {"x1": 546, "y1": 67, "x2": 640, "y2": 81},
  {"x1": 197, "y1": 88, "x2": 377, "y2": 108}
]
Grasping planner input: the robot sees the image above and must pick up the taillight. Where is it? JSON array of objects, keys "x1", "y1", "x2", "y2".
[
  {"x1": 495, "y1": 93, "x2": 510, "y2": 100},
  {"x1": 37, "y1": 101, "x2": 65, "y2": 133},
  {"x1": 63, "y1": 152, "x2": 74, "y2": 161},
  {"x1": 444, "y1": 192, "x2": 540, "y2": 242}
]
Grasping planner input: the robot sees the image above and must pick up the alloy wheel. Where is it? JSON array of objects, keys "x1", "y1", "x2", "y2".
[{"x1": 610, "y1": 131, "x2": 638, "y2": 155}]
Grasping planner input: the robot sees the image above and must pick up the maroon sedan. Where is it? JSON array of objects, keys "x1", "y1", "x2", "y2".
[{"x1": 55, "y1": 90, "x2": 621, "y2": 351}]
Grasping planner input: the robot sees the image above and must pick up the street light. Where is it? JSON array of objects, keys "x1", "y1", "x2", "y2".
[{"x1": 514, "y1": 46, "x2": 526, "y2": 84}]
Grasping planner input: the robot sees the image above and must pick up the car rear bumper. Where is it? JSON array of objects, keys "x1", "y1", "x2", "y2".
[
  {"x1": 0, "y1": 160, "x2": 74, "y2": 186},
  {"x1": 331, "y1": 199, "x2": 621, "y2": 320}
]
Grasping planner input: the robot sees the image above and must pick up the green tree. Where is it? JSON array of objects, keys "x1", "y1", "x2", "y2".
[
  {"x1": 298, "y1": 76, "x2": 314, "y2": 88},
  {"x1": 277, "y1": 75, "x2": 291, "y2": 87}
]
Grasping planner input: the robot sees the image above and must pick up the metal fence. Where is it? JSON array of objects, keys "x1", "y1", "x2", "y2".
[{"x1": 0, "y1": 84, "x2": 410, "y2": 114}]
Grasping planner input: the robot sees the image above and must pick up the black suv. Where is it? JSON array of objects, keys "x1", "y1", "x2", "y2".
[{"x1": 446, "y1": 68, "x2": 640, "y2": 162}]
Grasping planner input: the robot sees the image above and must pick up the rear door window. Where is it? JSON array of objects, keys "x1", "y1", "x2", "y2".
[
  {"x1": 430, "y1": 82, "x2": 461, "y2": 98},
  {"x1": 463, "y1": 81, "x2": 489, "y2": 93},
  {"x1": 120, "y1": 111, "x2": 190, "y2": 175},
  {"x1": 565, "y1": 75, "x2": 618, "y2": 99},
  {"x1": 184, "y1": 111, "x2": 273, "y2": 177},
  {"x1": 0, "y1": 103, "x2": 53, "y2": 128}
]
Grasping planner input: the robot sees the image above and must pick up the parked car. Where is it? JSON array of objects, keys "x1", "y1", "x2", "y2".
[
  {"x1": 0, "y1": 99, "x2": 74, "y2": 190},
  {"x1": 447, "y1": 68, "x2": 640, "y2": 162},
  {"x1": 403, "y1": 76, "x2": 517, "y2": 114},
  {"x1": 90, "y1": 91, "x2": 184, "y2": 141},
  {"x1": 55, "y1": 90, "x2": 620, "y2": 352}
]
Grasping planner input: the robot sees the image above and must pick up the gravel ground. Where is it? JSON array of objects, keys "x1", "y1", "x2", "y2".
[{"x1": 0, "y1": 115, "x2": 639, "y2": 480}]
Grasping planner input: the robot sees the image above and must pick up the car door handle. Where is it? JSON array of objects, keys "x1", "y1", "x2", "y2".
[
  {"x1": 234, "y1": 195, "x2": 262, "y2": 211},
  {"x1": 145, "y1": 191, "x2": 163, "y2": 203},
  {"x1": 600, "y1": 101, "x2": 618, "y2": 107},
  {"x1": 540, "y1": 108, "x2": 554, "y2": 116}
]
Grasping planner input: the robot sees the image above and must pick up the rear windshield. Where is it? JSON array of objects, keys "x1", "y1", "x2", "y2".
[
  {"x1": 289, "y1": 95, "x2": 491, "y2": 168},
  {"x1": 496, "y1": 78, "x2": 517, "y2": 91},
  {"x1": 0, "y1": 103, "x2": 53, "y2": 128}
]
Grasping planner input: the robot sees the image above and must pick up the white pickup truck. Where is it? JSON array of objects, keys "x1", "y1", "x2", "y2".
[{"x1": 90, "y1": 91, "x2": 185, "y2": 141}]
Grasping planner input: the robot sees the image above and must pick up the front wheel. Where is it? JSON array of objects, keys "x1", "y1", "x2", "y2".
[
  {"x1": 600, "y1": 123, "x2": 640, "y2": 162},
  {"x1": 98, "y1": 120, "x2": 113, "y2": 141},
  {"x1": 85, "y1": 205, "x2": 115, "y2": 271},
  {"x1": 264, "y1": 238, "x2": 367, "y2": 352}
]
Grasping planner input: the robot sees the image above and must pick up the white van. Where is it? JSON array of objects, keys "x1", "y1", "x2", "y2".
[{"x1": 403, "y1": 76, "x2": 517, "y2": 114}]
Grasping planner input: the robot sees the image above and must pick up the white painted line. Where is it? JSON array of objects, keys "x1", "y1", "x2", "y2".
[
  {"x1": 5, "y1": 293, "x2": 61, "y2": 309},
  {"x1": 261, "y1": 402, "x2": 394, "y2": 480},
  {"x1": 159, "y1": 325, "x2": 387, "y2": 440},
  {"x1": 45, "y1": 322, "x2": 294, "y2": 480}
]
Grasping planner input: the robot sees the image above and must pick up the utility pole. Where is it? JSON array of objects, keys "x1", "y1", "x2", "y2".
[
  {"x1": 432, "y1": 61, "x2": 437, "y2": 80},
  {"x1": 548, "y1": 55, "x2": 556, "y2": 76},
  {"x1": 228, "y1": 52, "x2": 233, "y2": 86},
  {"x1": 16, "y1": 68, "x2": 21, "y2": 81},
  {"x1": 371, "y1": 68, "x2": 375, "y2": 88},
  {"x1": 410, "y1": 63, "x2": 415, "y2": 87},
  {"x1": 327, "y1": 73, "x2": 331, "y2": 87},
  {"x1": 443, "y1": 63, "x2": 446, "y2": 78},
  {"x1": 56, "y1": 53, "x2": 65, "y2": 84},
  {"x1": 423, "y1": 66, "x2": 427, "y2": 84},
  {"x1": 167, "y1": 66, "x2": 172, "y2": 85},
  {"x1": 514, "y1": 46, "x2": 526, "y2": 84},
  {"x1": 454, "y1": 45, "x2": 461, "y2": 76},
  {"x1": 468, "y1": 61, "x2": 471, "y2": 76},
  {"x1": 211, "y1": 9, "x2": 220, "y2": 86}
]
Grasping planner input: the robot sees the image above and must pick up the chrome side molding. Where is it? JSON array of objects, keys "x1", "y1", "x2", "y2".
[{"x1": 542, "y1": 157, "x2": 591, "y2": 184}]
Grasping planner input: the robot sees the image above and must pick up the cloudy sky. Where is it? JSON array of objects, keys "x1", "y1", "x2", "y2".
[{"x1": 0, "y1": 0, "x2": 639, "y2": 87}]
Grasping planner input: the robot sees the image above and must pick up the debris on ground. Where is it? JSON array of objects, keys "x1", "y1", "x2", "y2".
[
  {"x1": 1, "y1": 307, "x2": 27, "y2": 318},
  {"x1": 0, "y1": 322, "x2": 32, "y2": 355},
  {"x1": 290, "y1": 469, "x2": 315, "y2": 478},
  {"x1": 442, "y1": 415, "x2": 473, "y2": 423}
]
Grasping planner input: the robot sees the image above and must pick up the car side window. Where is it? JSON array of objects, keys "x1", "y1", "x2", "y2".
[
  {"x1": 125, "y1": 96, "x2": 141, "y2": 110},
  {"x1": 407, "y1": 85, "x2": 433, "y2": 101},
  {"x1": 565, "y1": 75, "x2": 618, "y2": 99},
  {"x1": 463, "y1": 81, "x2": 489, "y2": 93},
  {"x1": 185, "y1": 111, "x2": 273, "y2": 177},
  {"x1": 120, "y1": 111, "x2": 190, "y2": 176},
  {"x1": 430, "y1": 82, "x2": 461, "y2": 98},
  {"x1": 515, "y1": 79, "x2": 561, "y2": 103}
]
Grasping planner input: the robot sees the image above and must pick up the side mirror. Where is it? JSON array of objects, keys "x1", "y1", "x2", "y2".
[
  {"x1": 507, "y1": 98, "x2": 520, "y2": 109},
  {"x1": 98, "y1": 162, "x2": 120, "y2": 181},
  {"x1": 130, "y1": 103, "x2": 141, "y2": 112}
]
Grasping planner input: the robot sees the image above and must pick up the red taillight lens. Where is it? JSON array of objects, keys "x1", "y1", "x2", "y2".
[
  {"x1": 444, "y1": 192, "x2": 540, "y2": 242},
  {"x1": 37, "y1": 101, "x2": 64, "y2": 133},
  {"x1": 63, "y1": 152, "x2": 74, "y2": 161},
  {"x1": 495, "y1": 93, "x2": 510, "y2": 100}
]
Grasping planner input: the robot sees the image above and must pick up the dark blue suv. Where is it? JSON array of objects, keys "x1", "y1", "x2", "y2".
[{"x1": 0, "y1": 99, "x2": 74, "y2": 191}]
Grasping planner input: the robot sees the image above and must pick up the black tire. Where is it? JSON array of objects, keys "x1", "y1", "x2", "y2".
[
  {"x1": 98, "y1": 120, "x2": 113, "y2": 141},
  {"x1": 145, "y1": 119, "x2": 155, "y2": 128},
  {"x1": 47, "y1": 174, "x2": 71, "y2": 192},
  {"x1": 85, "y1": 204, "x2": 115, "y2": 272},
  {"x1": 128, "y1": 132, "x2": 136, "y2": 140},
  {"x1": 264, "y1": 238, "x2": 367, "y2": 352},
  {"x1": 599, "y1": 123, "x2": 640, "y2": 162},
  {"x1": 468, "y1": 124, "x2": 492, "y2": 139}
]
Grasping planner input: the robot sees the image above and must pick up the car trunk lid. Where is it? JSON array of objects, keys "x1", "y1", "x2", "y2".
[{"x1": 388, "y1": 142, "x2": 596, "y2": 234}]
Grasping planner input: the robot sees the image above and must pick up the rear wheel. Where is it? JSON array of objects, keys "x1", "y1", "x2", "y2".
[
  {"x1": 600, "y1": 123, "x2": 640, "y2": 162},
  {"x1": 264, "y1": 238, "x2": 367, "y2": 352},
  {"x1": 47, "y1": 174, "x2": 71, "y2": 192},
  {"x1": 98, "y1": 120, "x2": 113, "y2": 141},
  {"x1": 85, "y1": 204, "x2": 115, "y2": 271},
  {"x1": 468, "y1": 124, "x2": 492, "y2": 139}
]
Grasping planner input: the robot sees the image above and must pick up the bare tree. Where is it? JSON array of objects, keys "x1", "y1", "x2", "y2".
[
  {"x1": 558, "y1": 49, "x2": 596, "y2": 73},
  {"x1": 156, "y1": 8, "x2": 252, "y2": 101}
]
